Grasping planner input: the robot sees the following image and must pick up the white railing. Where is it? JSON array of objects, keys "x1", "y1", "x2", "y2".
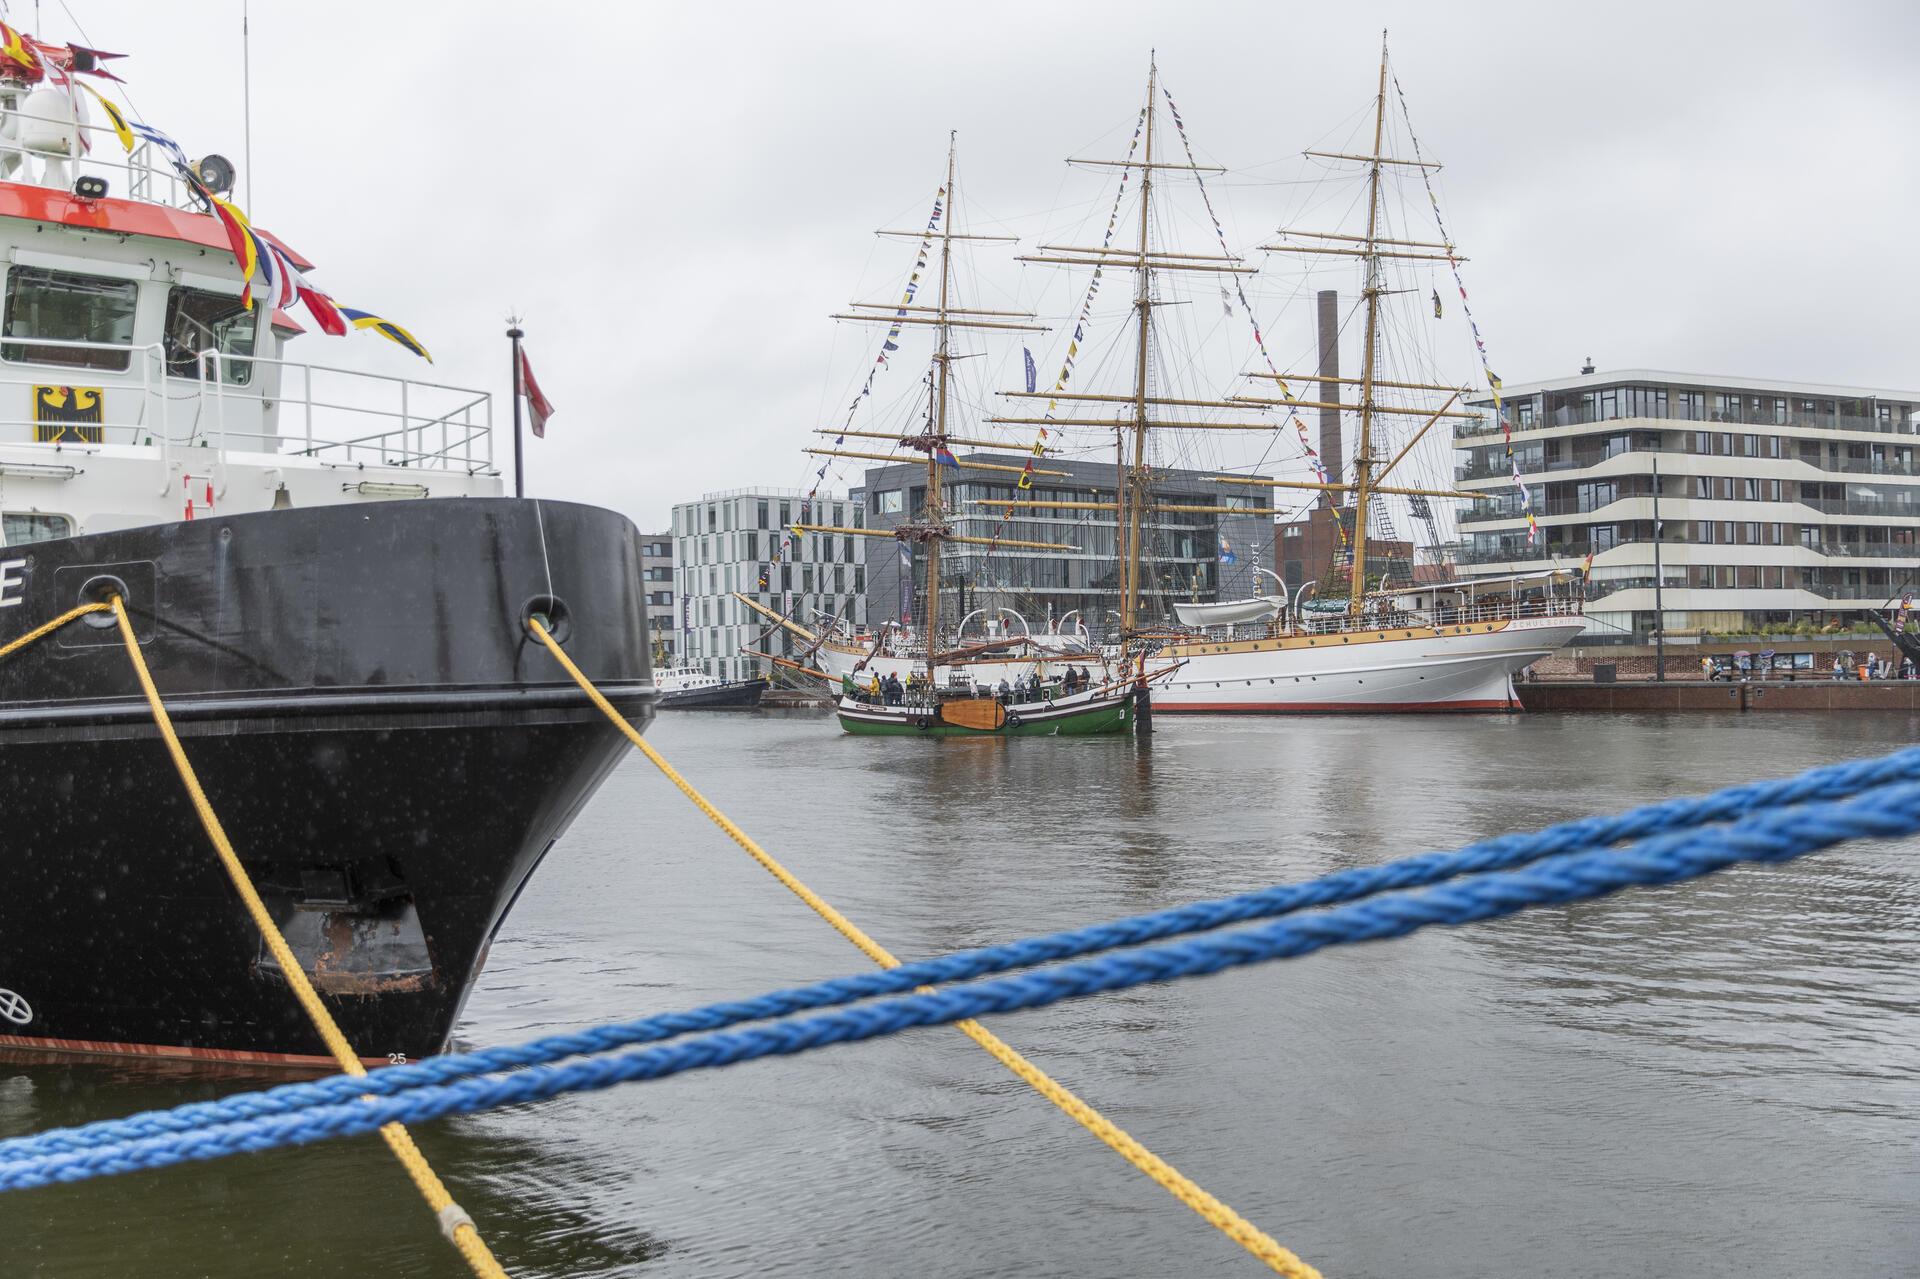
[
  {"x1": 198, "y1": 349, "x2": 493, "y2": 472},
  {"x1": 0, "y1": 337, "x2": 494, "y2": 488},
  {"x1": 0, "y1": 108, "x2": 204, "y2": 211}
]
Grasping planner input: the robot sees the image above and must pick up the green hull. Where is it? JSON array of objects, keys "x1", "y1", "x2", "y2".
[{"x1": 837, "y1": 698, "x2": 1131, "y2": 737}]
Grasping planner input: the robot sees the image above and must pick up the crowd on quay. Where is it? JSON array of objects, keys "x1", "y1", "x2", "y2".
[
  {"x1": 1698, "y1": 652, "x2": 1919, "y2": 682},
  {"x1": 842, "y1": 665, "x2": 1102, "y2": 707}
]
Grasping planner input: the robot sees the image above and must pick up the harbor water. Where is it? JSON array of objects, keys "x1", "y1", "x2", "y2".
[{"x1": 6, "y1": 711, "x2": 1918, "y2": 1277}]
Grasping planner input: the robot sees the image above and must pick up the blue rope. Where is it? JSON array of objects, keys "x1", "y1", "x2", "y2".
[
  {"x1": 3, "y1": 772, "x2": 1916, "y2": 1192},
  {"x1": 7, "y1": 745, "x2": 1920, "y2": 1171}
]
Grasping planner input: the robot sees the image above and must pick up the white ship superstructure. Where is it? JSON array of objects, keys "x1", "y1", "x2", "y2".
[{"x1": 0, "y1": 47, "x2": 498, "y2": 557}]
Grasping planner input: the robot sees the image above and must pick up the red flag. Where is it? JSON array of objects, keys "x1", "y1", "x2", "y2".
[
  {"x1": 518, "y1": 347, "x2": 554, "y2": 438},
  {"x1": 297, "y1": 284, "x2": 347, "y2": 336}
]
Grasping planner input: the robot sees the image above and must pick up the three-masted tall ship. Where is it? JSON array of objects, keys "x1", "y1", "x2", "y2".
[{"x1": 982, "y1": 42, "x2": 1582, "y2": 712}]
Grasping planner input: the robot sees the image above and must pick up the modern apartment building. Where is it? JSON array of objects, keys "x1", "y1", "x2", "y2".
[
  {"x1": 670, "y1": 489, "x2": 867, "y2": 680},
  {"x1": 1455, "y1": 369, "x2": 1920, "y2": 637},
  {"x1": 639, "y1": 531, "x2": 676, "y2": 662},
  {"x1": 857, "y1": 453, "x2": 1271, "y2": 637}
]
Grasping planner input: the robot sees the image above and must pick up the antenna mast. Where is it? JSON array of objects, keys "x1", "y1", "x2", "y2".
[{"x1": 242, "y1": 0, "x2": 253, "y2": 211}]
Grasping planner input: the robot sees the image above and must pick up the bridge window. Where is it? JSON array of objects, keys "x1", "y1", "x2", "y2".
[
  {"x1": 2, "y1": 267, "x2": 136, "y2": 371},
  {"x1": 1, "y1": 511, "x2": 73, "y2": 544},
  {"x1": 163, "y1": 287, "x2": 257, "y2": 385}
]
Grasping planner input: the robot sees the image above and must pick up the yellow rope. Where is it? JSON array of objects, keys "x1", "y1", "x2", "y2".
[
  {"x1": 0, "y1": 600, "x2": 109, "y2": 660},
  {"x1": 529, "y1": 618, "x2": 1320, "y2": 1278},
  {"x1": 107, "y1": 597, "x2": 507, "y2": 1279}
]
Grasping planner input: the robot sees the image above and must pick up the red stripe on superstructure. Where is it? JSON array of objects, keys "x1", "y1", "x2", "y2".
[
  {"x1": 0, "y1": 1031, "x2": 386, "y2": 1069},
  {"x1": 0, "y1": 181, "x2": 309, "y2": 268},
  {"x1": 1156, "y1": 698, "x2": 1516, "y2": 714}
]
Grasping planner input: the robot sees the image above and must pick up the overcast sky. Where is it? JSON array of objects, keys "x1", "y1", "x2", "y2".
[{"x1": 56, "y1": 0, "x2": 1920, "y2": 533}]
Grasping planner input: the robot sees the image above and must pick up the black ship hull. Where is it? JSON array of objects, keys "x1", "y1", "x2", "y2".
[
  {"x1": 657, "y1": 678, "x2": 766, "y2": 709},
  {"x1": 0, "y1": 498, "x2": 653, "y2": 1065}
]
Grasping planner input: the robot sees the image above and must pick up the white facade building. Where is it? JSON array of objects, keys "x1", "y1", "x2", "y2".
[
  {"x1": 1456, "y1": 369, "x2": 1920, "y2": 637},
  {"x1": 671, "y1": 488, "x2": 867, "y2": 681}
]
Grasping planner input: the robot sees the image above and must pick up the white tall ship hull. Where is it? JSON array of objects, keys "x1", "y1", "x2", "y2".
[
  {"x1": 1155, "y1": 614, "x2": 1583, "y2": 712},
  {"x1": 810, "y1": 610, "x2": 1583, "y2": 713}
]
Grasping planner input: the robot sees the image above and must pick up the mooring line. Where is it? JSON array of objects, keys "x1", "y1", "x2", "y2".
[
  {"x1": 528, "y1": 617, "x2": 1321, "y2": 1278},
  {"x1": 18, "y1": 738, "x2": 1920, "y2": 1170},
  {"x1": 0, "y1": 599, "x2": 108, "y2": 659},
  {"x1": 2, "y1": 757, "x2": 1898, "y2": 1215},
  {"x1": 106, "y1": 597, "x2": 508, "y2": 1279}
]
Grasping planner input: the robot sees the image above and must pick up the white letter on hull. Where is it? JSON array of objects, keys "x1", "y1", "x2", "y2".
[{"x1": 0, "y1": 559, "x2": 23, "y2": 608}]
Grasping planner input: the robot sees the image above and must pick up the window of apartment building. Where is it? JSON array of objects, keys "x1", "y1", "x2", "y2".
[
  {"x1": 1741, "y1": 478, "x2": 1760, "y2": 501},
  {"x1": 1604, "y1": 385, "x2": 1666, "y2": 419},
  {"x1": 778, "y1": 501, "x2": 790, "y2": 527},
  {"x1": 1692, "y1": 431, "x2": 1712, "y2": 455},
  {"x1": 877, "y1": 489, "x2": 903, "y2": 514},
  {"x1": 1713, "y1": 393, "x2": 1739, "y2": 422},
  {"x1": 802, "y1": 566, "x2": 814, "y2": 593},
  {"x1": 706, "y1": 505, "x2": 717, "y2": 531},
  {"x1": 1718, "y1": 432, "x2": 1734, "y2": 454},
  {"x1": 757, "y1": 500, "x2": 769, "y2": 529},
  {"x1": 780, "y1": 564, "x2": 792, "y2": 591},
  {"x1": 1677, "y1": 391, "x2": 1705, "y2": 421},
  {"x1": 843, "y1": 536, "x2": 855, "y2": 559},
  {"x1": 1513, "y1": 400, "x2": 1535, "y2": 427},
  {"x1": 854, "y1": 567, "x2": 865, "y2": 593}
]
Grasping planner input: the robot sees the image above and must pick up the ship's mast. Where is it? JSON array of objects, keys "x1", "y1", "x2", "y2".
[
  {"x1": 1121, "y1": 59, "x2": 1157, "y2": 639},
  {"x1": 804, "y1": 137, "x2": 1054, "y2": 678},
  {"x1": 1348, "y1": 33, "x2": 1390, "y2": 614},
  {"x1": 1230, "y1": 32, "x2": 1483, "y2": 613},
  {"x1": 923, "y1": 132, "x2": 957, "y2": 684},
  {"x1": 995, "y1": 62, "x2": 1264, "y2": 648}
]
